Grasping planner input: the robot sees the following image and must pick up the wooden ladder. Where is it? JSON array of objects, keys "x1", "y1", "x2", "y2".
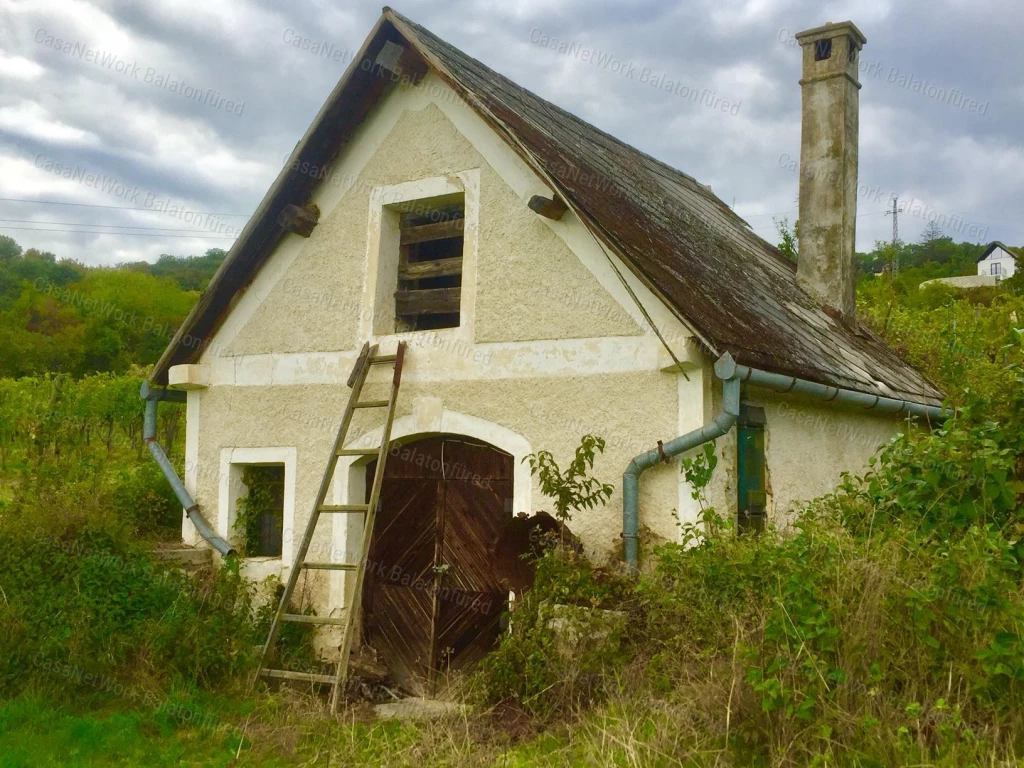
[{"x1": 256, "y1": 340, "x2": 406, "y2": 711}]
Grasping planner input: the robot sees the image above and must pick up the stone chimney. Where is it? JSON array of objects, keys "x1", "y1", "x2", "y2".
[{"x1": 794, "y1": 21, "x2": 866, "y2": 320}]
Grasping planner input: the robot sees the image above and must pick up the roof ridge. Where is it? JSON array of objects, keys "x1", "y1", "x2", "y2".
[
  {"x1": 150, "y1": 8, "x2": 943, "y2": 407},
  {"x1": 388, "y1": 9, "x2": 798, "y2": 274}
]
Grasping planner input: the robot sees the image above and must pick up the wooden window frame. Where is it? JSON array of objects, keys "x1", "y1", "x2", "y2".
[
  {"x1": 363, "y1": 172, "x2": 478, "y2": 343},
  {"x1": 394, "y1": 201, "x2": 465, "y2": 331}
]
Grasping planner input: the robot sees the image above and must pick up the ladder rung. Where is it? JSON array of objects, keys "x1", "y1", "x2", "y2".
[
  {"x1": 318, "y1": 504, "x2": 368, "y2": 513},
  {"x1": 260, "y1": 668, "x2": 338, "y2": 684},
  {"x1": 302, "y1": 562, "x2": 359, "y2": 571},
  {"x1": 370, "y1": 355, "x2": 397, "y2": 364},
  {"x1": 336, "y1": 448, "x2": 380, "y2": 456},
  {"x1": 353, "y1": 399, "x2": 389, "y2": 408},
  {"x1": 282, "y1": 614, "x2": 347, "y2": 625}
]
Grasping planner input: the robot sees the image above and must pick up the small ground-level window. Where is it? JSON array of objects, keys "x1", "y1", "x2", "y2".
[
  {"x1": 394, "y1": 194, "x2": 464, "y2": 331},
  {"x1": 737, "y1": 405, "x2": 767, "y2": 534},
  {"x1": 234, "y1": 465, "x2": 285, "y2": 557}
]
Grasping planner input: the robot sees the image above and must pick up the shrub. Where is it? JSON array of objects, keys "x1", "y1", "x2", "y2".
[
  {"x1": 476, "y1": 546, "x2": 628, "y2": 716},
  {"x1": 478, "y1": 435, "x2": 624, "y2": 715},
  {"x1": 0, "y1": 475, "x2": 262, "y2": 700}
]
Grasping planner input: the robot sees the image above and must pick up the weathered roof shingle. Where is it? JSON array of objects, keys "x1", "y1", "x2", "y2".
[{"x1": 151, "y1": 8, "x2": 943, "y2": 407}]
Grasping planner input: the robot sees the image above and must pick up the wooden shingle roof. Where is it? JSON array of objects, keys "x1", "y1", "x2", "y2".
[{"x1": 151, "y1": 8, "x2": 943, "y2": 407}]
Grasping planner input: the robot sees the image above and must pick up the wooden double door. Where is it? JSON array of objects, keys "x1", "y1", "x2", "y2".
[{"x1": 362, "y1": 436, "x2": 512, "y2": 695}]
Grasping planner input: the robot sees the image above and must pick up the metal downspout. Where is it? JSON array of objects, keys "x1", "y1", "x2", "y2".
[
  {"x1": 622, "y1": 365, "x2": 741, "y2": 571},
  {"x1": 622, "y1": 352, "x2": 950, "y2": 571},
  {"x1": 141, "y1": 383, "x2": 235, "y2": 557}
]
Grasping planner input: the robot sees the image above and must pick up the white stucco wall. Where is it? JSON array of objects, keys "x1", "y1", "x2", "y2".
[
  {"x1": 173, "y1": 71, "x2": 908, "y2": 618},
  {"x1": 703, "y1": 385, "x2": 902, "y2": 528},
  {"x1": 759, "y1": 394, "x2": 899, "y2": 519},
  {"x1": 176, "y1": 73, "x2": 701, "y2": 614}
]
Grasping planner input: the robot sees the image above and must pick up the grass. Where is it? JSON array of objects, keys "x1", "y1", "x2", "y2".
[
  {"x1": 0, "y1": 695, "x2": 258, "y2": 767},
  {"x1": 0, "y1": 689, "x2": 725, "y2": 767}
]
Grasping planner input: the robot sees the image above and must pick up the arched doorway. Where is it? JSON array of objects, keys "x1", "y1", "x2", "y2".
[{"x1": 362, "y1": 435, "x2": 513, "y2": 696}]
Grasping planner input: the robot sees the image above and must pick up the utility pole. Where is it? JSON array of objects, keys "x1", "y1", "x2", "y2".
[{"x1": 885, "y1": 195, "x2": 902, "y2": 275}]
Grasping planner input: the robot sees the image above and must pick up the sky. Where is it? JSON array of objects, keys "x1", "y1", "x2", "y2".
[{"x1": 0, "y1": 0, "x2": 1021, "y2": 267}]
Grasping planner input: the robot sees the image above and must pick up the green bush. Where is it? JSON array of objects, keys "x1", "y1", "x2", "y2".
[
  {"x1": 476, "y1": 546, "x2": 628, "y2": 716},
  {"x1": 0, "y1": 514, "x2": 261, "y2": 698},
  {"x1": 108, "y1": 460, "x2": 182, "y2": 538},
  {"x1": 0, "y1": 467, "x2": 262, "y2": 701},
  {"x1": 630, "y1": 352, "x2": 1024, "y2": 763}
]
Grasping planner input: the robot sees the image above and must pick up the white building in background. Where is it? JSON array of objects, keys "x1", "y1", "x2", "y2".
[{"x1": 978, "y1": 241, "x2": 1018, "y2": 279}]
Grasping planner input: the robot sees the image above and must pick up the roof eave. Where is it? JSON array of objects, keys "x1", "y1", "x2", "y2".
[{"x1": 149, "y1": 12, "x2": 398, "y2": 384}]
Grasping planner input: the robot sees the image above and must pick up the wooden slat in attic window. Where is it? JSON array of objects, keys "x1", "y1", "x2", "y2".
[
  {"x1": 400, "y1": 218, "x2": 464, "y2": 245},
  {"x1": 394, "y1": 200, "x2": 464, "y2": 331}
]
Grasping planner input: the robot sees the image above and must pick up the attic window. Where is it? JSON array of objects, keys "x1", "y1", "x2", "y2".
[
  {"x1": 815, "y1": 39, "x2": 832, "y2": 61},
  {"x1": 394, "y1": 195, "x2": 464, "y2": 331}
]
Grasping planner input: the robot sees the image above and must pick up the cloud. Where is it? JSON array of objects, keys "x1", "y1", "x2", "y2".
[
  {"x1": 0, "y1": 52, "x2": 45, "y2": 81},
  {"x1": 0, "y1": 0, "x2": 1020, "y2": 266},
  {"x1": 0, "y1": 102, "x2": 101, "y2": 146}
]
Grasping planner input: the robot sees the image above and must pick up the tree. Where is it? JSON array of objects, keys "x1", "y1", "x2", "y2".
[
  {"x1": 921, "y1": 220, "x2": 944, "y2": 246},
  {"x1": 0, "y1": 235, "x2": 22, "y2": 264},
  {"x1": 775, "y1": 217, "x2": 799, "y2": 262},
  {"x1": 919, "y1": 220, "x2": 956, "y2": 265},
  {"x1": 525, "y1": 435, "x2": 614, "y2": 525}
]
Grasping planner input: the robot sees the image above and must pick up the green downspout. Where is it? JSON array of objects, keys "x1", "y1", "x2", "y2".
[
  {"x1": 141, "y1": 382, "x2": 235, "y2": 557},
  {"x1": 622, "y1": 356, "x2": 742, "y2": 571},
  {"x1": 622, "y1": 352, "x2": 950, "y2": 571}
]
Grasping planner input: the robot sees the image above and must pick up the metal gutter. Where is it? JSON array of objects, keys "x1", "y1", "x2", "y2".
[
  {"x1": 715, "y1": 353, "x2": 950, "y2": 423},
  {"x1": 141, "y1": 382, "x2": 235, "y2": 557},
  {"x1": 622, "y1": 352, "x2": 950, "y2": 570}
]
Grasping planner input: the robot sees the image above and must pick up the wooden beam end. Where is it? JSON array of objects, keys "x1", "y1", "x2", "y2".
[
  {"x1": 278, "y1": 203, "x2": 320, "y2": 238},
  {"x1": 528, "y1": 194, "x2": 568, "y2": 221}
]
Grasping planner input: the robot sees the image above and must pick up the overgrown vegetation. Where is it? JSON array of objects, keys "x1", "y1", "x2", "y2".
[
  {"x1": 0, "y1": 235, "x2": 224, "y2": 378},
  {"x1": 0, "y1": 370, "x2": 263, "y2": 704},
  {"x1": 2, "y1": 231, "x2": 1024, "y2": 764},
  {"x1": 233, "y1": 466, "x2": 286, "y2": 558}
]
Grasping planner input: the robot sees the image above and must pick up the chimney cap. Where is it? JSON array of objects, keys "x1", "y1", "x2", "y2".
[{"x1": 794, "y1": 21, "x2": 866, "y2": 48}]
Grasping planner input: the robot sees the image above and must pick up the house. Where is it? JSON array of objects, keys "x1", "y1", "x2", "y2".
[
  {"x1": 977, "y1": 241, "x2": 1018, "y2": 279},
  {"x1": 145, "y1": 11, "x2": 943, "y2": 691},
  {"x1": 919, "y1": 241, "x2": 1018, "y2": 289}
]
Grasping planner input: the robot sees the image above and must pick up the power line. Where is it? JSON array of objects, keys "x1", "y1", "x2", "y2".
[
  {"x1": 0, "y1": 218, "x2": 232, "y2": 234},
  {"x1": 740, "y1": 210, "x2": 800, "y2": 219},
  {"x1": 742, "y1": 208, "x2": 890, "y2": 222},
  {"x1": 0, "y1": 225, "x2": 235, "y2": 239},
  {"x1": 0, "y1": 197, "x2": 250, "y2": 217}
]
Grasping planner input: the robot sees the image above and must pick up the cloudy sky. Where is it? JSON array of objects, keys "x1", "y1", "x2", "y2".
[{"x1": 0, "y1": 0, "x2": 1021, "y2": 266}]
